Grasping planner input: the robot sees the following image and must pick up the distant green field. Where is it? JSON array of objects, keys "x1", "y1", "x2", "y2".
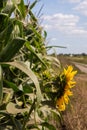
[
  {"x1": 57, "y1": 55, "x2": 87, "y2": 66},
  {"x1": 57, "y1": 55, "x2": 87, "y2": 74},
  {"x1": 58, "y1": 54, "x2": 87, "y2": 64},
  {"x1": 67, "y1": 55, "x2": 87, "y2": 64}
]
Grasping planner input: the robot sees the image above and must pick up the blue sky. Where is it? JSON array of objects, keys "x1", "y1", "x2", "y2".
[{"x1": 28, "y1": 0, "x2": 87, "y2": 54}]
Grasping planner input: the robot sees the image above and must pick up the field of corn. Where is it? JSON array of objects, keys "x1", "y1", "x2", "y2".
[{"x1": 0, "y1": 0, "x2": 87, "y2": 130}]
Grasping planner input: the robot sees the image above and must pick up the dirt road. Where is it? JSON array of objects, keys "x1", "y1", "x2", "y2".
[{"x1": 73, "y1": 62, "x2": 87, "y2": 74}]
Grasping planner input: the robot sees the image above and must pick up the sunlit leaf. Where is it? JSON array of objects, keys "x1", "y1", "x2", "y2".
[
  {"x1": 1, "y1": 61, "x2": 42, "y2": 105},
  {"x1": 18, "y1": 0, "x2": 26, "y2": 18},
  {"x1": 2, "y1": 3, "x2": 15, "y2": 16},
  {"x1": 6, "y1": 102, "x2": 29, "y2": 114},
  {"x1": 44, "y1": 55, "x2": 60, "y2": 68}
]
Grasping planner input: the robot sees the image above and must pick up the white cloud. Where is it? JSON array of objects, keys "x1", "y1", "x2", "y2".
[
  {"x1": 62, "y1": 0, "x2": 81, "y2": 4},
  {"x1": 74, "y1": 0, "x2": 87, "y2": 16},
  {"x1": 42, "y1": 13, "x2": 87, "y2": 35},
  {"x1": 64, "y1": 0, "x2": 81, "y2": 3},
  {"x1": 51, "y1": 38, "x2": 57, "y2": 41}
]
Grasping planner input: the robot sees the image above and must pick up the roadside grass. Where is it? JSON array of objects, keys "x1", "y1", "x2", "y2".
[
  {"x1": 57, "y1": 55, "x2": 87, "y2": 130},
  {"x1": 66, "y1": 55, "x2": 87, "y2": 64},
  {"x1": 57, "y1": 55, "x2": 87, "y2": 74},
  {"x1": 63, "y1": 74, "x2": 87, "y2": 130}
]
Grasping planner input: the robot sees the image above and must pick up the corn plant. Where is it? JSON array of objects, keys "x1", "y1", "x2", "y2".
[{"x1": 0, "y1": 0, "x2": 77, "y2": 130}]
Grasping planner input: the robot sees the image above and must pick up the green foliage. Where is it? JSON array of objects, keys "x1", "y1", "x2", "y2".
[
  {"x1": 0, "y1": 0, "x2": 75, "y2": 130},
  {"x1": 0, "y1": 65, "x2": 3, "y2": 104}
]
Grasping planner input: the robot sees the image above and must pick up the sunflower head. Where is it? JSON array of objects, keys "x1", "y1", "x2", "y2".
[{"x1": 55, "y1": 65, "x2": 77, "y2": 111}]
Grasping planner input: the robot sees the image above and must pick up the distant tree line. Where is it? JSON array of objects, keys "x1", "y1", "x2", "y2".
[{"x1": 58, "y1": 53, "x2": 87, "y2": 57}]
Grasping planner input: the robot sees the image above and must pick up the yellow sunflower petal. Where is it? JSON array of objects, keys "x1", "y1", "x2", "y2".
[
  {"x1": 66, "y1": 81, "x2": 76, "y2": 88},
  {"x1": 64, "y1": 66, "x2": 73, "y2": 75},
  {"x1": 64, "y1": 94, "x2": 69, "y2": 104},
  {"x1": 69, "y1": 81, "x2": 76, "y2": 87},
  {"x1": 72, "y1": 70, "x2": 77, "y2": 76},
  {"x1": 66, "y1": 90, "x2": 73, "y2": 96},
  {"x1": 56, "y1": 97, "x2": 66, "y2": 111},
  {"x1": 56, "y1": 65, "x2": 77, "y2": 111},
  {"x1": 59, "y1": 103, "x2": 65, "y2": 111}
]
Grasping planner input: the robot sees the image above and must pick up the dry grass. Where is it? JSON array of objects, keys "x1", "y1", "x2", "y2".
[
  {"x1": 62, "y1": 74, "x2": 87, "y2": 130},
  {"x1": 57, "y1": 55, "x2": 87, "y2": 130}
]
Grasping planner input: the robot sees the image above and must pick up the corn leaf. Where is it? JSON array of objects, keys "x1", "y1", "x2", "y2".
[
  {"x1": 30, "y1": 0, "x2": 37, "y2": 10},
  {"x1": 12, "y1": 118, "x2": 22, "y2": 130},
  {"x1": 25, "y1": 41, "x2": 47, "y2": 67},
  {"x1": 18, "y1": 0, "x2": 26, "y2": 18},
  {"x1": 4, "y1": 80, "x2": 19, "y2": 92},
  {"x1": 2, "y1": 4, "x2": 15, "y2": 16},
  {"x1": 41, "y1": 122, "x2": 56, "y2": 130},
  {"x1": 0, "y1": 1, "x2": 3, "y2": 11},
  {"x1": 1, "y1": 61, "x2": 42, "y2": 105},
  {"x1": 0, "y1": 13, "x2": 9, "y2": 33},
  {"x1": 6, "y1": 102, "x2": 29, "y2": 114},
  {"x1": 0, "y1": 22, "x2": 14, "y2": 46},
  {"x1": 0, "y1": 65, "x2": 3, "y2": 104},
  {"x1": 0, "y1": 37, "x2": 26, "y2": 62}
]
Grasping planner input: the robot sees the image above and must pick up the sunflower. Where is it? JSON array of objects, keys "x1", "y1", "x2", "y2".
[{"x1": 56, "y1": 66, "x2": 77, "y2": 111}]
